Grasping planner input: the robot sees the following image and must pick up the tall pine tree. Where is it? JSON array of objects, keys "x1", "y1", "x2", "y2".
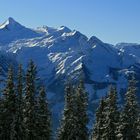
[
  {"x1": 57, "y1": 83, "x2": 77, "y2": 140},
  {"x1": 0, "y1": 66, "x2": 3, "y2": 139},
  {"x1": 36, "y1": 86, "x2": 51, "y2": 140},
  {"x1": 103, "y1": 86, "x2": 119, "y2": 140},
  {"x1": 1, "y1": 66, "x2": 17, "y2": 140},
  {"x1": 75, "y1": 80, "x2": 89, "y2": 140},
  {"x1": 0, "y1": 95, "x2": 3, "y2": 139},
  {"x1": 15, "y1": 64, "x2": 24, "y2": 140},
  {"x1": 23, "y1": 60, "x2": 38, "y2": 140},
  {"x1": 92, "y1": 98, "x2": 106, "y2": 140},
  {"x1": 137, "y1": 115, "x2": 140, "y2": 139},
  {"x1": 118, "y1": 75, "x2": 139, "y2": 140}
]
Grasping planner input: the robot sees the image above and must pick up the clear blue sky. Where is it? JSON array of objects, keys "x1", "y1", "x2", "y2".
[{"x1": 0, "y1": 0, "x2": 140, "y2": 44}]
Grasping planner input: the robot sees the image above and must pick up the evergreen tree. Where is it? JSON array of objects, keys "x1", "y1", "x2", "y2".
[
  {"x1": 57, "y1": 83, "x2": 77, "y2": 140},
  {"x1": 92, "y1": 98, "x2": 106, "y2": 140},
  {"x1": 15, "y1": 64, "x2": 24, "y2": 140},
  {"x1": 0, "y1": 91, "x2": 4, "y2": 139},
  {"x1": 103, "y1": 86, "x2": 119, "y2": 140},
  {"x1": 36, "y1": 86, "x2": 51, "y2": 140},
  {"x1": 0, "y1": 67, "x2": 3, "y2": 139},
  {"x1": 75, "y1": 80, "x2": 89, "y2": 140},
  {"x1": 137, "y1": 115, "x2": 140, "y2": 139},
  {"x1": 23, "y1": 60, "x2": 38, "y2": 140},
  {"x1": 1, "y1": 66, "x2": 17, "y2": 140},
  {"x1": 118, "y1": 76, "x2": 139, "y2": 140}
]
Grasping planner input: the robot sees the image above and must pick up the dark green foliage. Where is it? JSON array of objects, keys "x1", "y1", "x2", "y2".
[
  {"x1": 0, "y1": 67, "x2": 3, "y2": 138},
  {"x1": 57, "y1": 83, "x2": 77, "y2": 140},
  {"x1": 75, "y1": 80, "x2": 89, "y2": 140},
  {"x1": 137, "y1": 116, "x2": 140, "y2": 139},
  {"x1": 0, "y1": 89, "x2": 4, "y2": 139},
  {"x1": 15, "y1": 64, "x2": 24, "y2": 140},
  {"x1": 1, "y1": 61, "x2": 140, "y2": 140},
  {"x1": 92, "y1": 98, "x2": 106, "y2": 140},
  {"x1": 1, "y1": 66, "x2": 17, "y2": 139},
  {"x1": 36, "y1": 86, "x2": 51, "y2": 140},
  {"x1": 23, "y1": 60, "x2": 38, "y2": 140},
  {"x1": 58, "y1": 80, "x2": 88, "y2": 140},
  {"x1": 92, "y1": 77, "x2": 140, "y2": 140},
  {"x1": 103, "y1": 86, "x2": 119, "y2": 140},
  {"x1": 117, "y1": 76, "x2": 139, "y2": 140},
  {"x1": 0, "y1": 61, "x2": 52, "y2": 140}
]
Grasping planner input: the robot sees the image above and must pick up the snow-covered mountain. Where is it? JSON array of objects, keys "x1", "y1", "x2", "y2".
[
  {"x1": 0, "y1": 17, "x2": 140, "y2": 131},
  {"x1": 0, "y1": 17, "x2": 41, "y2": 45}
]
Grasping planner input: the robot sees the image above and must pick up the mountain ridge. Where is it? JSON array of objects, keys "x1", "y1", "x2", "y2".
[{"x1": 0, "y1": 17, "x2": 140, "y2": 131}]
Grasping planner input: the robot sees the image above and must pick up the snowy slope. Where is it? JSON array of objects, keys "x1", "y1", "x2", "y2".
[
  {"x1": 0, "y1": 17, "x2": 140, "y2": 132},
  {"x1": 115, "y1": 43, "x2": 140, "y2": 62},
  {"x1": 0, "y1": 17, "x2": 41, "y2": 45}
]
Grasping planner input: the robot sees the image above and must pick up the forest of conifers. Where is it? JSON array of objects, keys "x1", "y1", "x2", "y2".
[{"x1": 0, "y1": 60, "x2": 140, "y2": 140}]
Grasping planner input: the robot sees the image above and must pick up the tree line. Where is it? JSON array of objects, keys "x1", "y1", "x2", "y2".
[
  {"x1": 0, "y1": 60, "x2": 140, "y2": 140},
  {"x1": 92, "y1": 77, "x2": 140, "y2": 140},
  {"x1": 0, "y1": 61, "x2": 51, "y2": 140}
]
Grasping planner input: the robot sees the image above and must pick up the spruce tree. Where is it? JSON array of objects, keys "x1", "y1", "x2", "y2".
[
  {"x1": 0, "y1": 67, "x2": 4, "y2": 134},
  {"x1": 0, "y1": 67, "x2": 3, "y2": 139},
  {"x1": 1, "y1": 66, "x2": 17, "y2": 140},
  {"x1": 137, "y1": 116, "x2": 140, "y2": 139},
  {"x1": 118, "y1": 76, "x2": 139, "y2": 140},
  {"x1": 103, "y1": 86, "x2": 119, "y2": 140},
  {"x1": 23, "y1": 60, "x2": 38, "y2": 140},
  {"x1": 57, "y1": 83, "x2": 77, "y2": 140},
  {"x1": 0, "y1": 90, "x2": 4, "y2": 139},
  {"x1": 75, "y1": 80, "x2": 89, "y2": 140},
  {"x1": 92, "y1": 98, "x2": 106, "y2": 140},
  {"x1": 15, "y1": 64, "x2": 24, "y2": 140},
  {"x1": 36, "y1": 86, "x2": 51, "y2": 140}
]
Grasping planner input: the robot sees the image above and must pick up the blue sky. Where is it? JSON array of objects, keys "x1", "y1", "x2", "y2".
[{"x1": 0, "y1": 0, "x2": 140, "y2": 44}]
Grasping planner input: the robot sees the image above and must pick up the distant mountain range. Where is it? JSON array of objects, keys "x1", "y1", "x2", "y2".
[{"x1": 0, "y1": 17, "x2": 140, "y2": 130}]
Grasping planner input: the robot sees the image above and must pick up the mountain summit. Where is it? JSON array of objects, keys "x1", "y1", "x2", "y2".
[
  {"x1": 0, "y1": 17, "x2": 41, "y2": 44},
  {"x1": 0, "y1": 17, "x2": 17, "y2": 29}
]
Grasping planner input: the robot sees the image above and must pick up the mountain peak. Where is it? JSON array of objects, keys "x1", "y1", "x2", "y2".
[
  {"x1": 88, "y1": 36, "x2": 103, "y2": 46},
  {"x1": 7, "y1": 17, "x2": 16, "y2": 23},
  {"x1": 57, "y1": 26, "x2": 71, "y2": 33},
  {"x1": 0, "y1": 17, "x2": 41, "y2": 44},
  {"x1": 0, "y1": 17, "x2": 22, "y2": 30}
]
